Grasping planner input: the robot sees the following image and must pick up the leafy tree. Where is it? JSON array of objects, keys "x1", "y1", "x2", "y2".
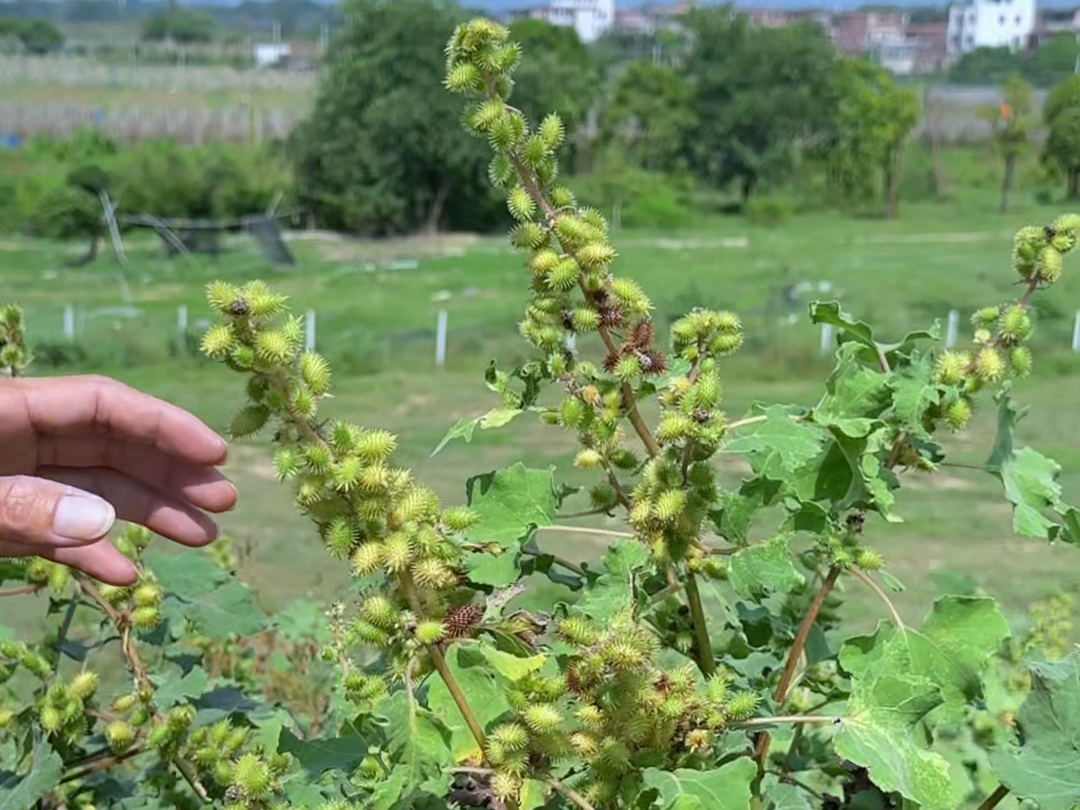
[
  {"x1": 141, "y1": 3, "x2": 216, "y2": 44},
  {"x1": 507, "y1": 19, "x2": 597, "y2": 136},
  {"x1": 682, "y1": 9, "x2": 840, "y2": 201},
  {"x1": 600, "y1": 60, "x2": 695, "y2": 173},
  {"x1": 1043, "y1": 75, "x2": 1080, "y2": 198},
  {"x1": 823, "y1": 59, "x2": 919, "y2": 218},
  {"x1": 0, "y1": 17, "x2": 63, "y2": 54},
  {"x1": 982, "y1": 74, "x2": 1035, "y2": 213},
  {"x1": 1024, "y1": 32, "x2": 1080, "y2": 88},
  {"x1": 289, "y1": 0, "x2": 493, "y2": 234},
  {"x1": 949, "y1": 46, "x2": 1021, "y2": 85}
]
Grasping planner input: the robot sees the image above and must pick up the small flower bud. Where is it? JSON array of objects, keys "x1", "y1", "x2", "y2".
[
  {"x1": 112, "y1": 694, "x2": 137, "y2": 713},
  {"x1": 1009, "y1": 346, "x2": 1033, "y2": 377},
  {"x1": 574, "y1": 449, "x2": 603, "y2": 469},
  {"x1": 724, "y1": 691, "x2": 760, "y2": 721},
  {"x1": 933, "y1": 350, "x2": 970, "y2": 385},
  {"x1": 232, "y1": 753, "x2": 272, "y2": 799},
  {"x1": 69, "y1": 671, "x2": 99, "y2": 701},
  {"x1": 133, "y1": 584, "x2": 161, "y2": 609},
  {"x1": 106, "y1": 720, "x2": 136, "y2": 752},
  {"x1": 945, "y1": 398, "x2": 972, "y2": 431},
  {"x1": 414, "y1": 621, "x2": 446, "y2": 646},
  {"x1": 131, "y1": 606, "x2": 161, "y2": 631},
  {"x1": 352, "y1": 542, "x2": 384, "y2": 576},
  {"x1": 975, "y1": 347, "x2": 1005, "y2": 383},
  {"x1": 523, "y1": 704, "x2": 563, "y2": 733},
  {"x1": 999, "y1": 305, "x2": 1031, "y2": 343},
  {"x1": 971, "y1": 306, "x2": 1000, "y2": 327}
]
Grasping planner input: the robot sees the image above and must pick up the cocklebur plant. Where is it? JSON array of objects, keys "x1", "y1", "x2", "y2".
[{"x1": 187, "y1": 21, "x2": 1080, "y2": 810}]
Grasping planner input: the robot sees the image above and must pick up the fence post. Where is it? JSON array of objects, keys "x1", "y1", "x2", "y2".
[
  {"x1": 946, "y1": 309, "x2": 959, "y2": 348},
  {"x1": 178, "y1": 305, "x2": 188, "y2": 333},
  {"x1": 63, "y1": 305, "x2": 75, "y2": 340},
  {"x1": 305, "y1": 310, "x2": 316, "y2": 351},
  {"x1": 1073, "y1": 310, "x2": 1080, "y2": 353},
  {"x1": 819, "y1": 322, "x2": 832, "y2": 355},
  {"x1": 435, "y1": 310, "x2": 448, "y2": 367},
  {"x1": 565, "y1": 333, "x2": 577, "y2": 354}
]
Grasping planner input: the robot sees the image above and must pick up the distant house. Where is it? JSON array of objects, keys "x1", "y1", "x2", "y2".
[
  {"x1": 509, "y1": 0, "x2": 615, "y2": 43},
  {"x1": 946, "y1": 0, "x2": 1037, "y2": 55},
  {"x1": 253, "y1": 42, "x2": 290, "y2": 69}
]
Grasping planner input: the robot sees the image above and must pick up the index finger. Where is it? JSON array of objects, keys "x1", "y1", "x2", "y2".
[{"x1": 12, "y1": 376, "x2": 229, "y2": 467}]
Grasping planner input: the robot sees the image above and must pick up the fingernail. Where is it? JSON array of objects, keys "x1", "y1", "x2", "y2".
[{"x1": 53, "y1": 495, "x2": 116, "y2": 542}]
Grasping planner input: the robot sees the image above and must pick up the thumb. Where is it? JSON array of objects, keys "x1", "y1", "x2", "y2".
[{"x1": 0, "y1": 475, "x2": 116, "y2": 550}]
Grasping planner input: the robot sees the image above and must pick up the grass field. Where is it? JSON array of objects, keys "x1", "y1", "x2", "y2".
[{"x1": 5, "y1": 197, "x2": 1080, "y2": 639}]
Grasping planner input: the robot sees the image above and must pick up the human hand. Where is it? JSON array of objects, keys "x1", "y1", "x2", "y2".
[{"x1": 0, "y1": 375, "x2": 236, "y2": 585}]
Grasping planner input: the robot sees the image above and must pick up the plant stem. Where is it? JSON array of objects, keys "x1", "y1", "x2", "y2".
[
  {"x1": 683, "y1": 569, "x2": 715, "y2": 677},
  {"x1": 849, "y1": 567, "x2": 906, "y2": 632},
  {"x1": 399, "y1": 569, "x2": 487, "y2": 754},
  {"x1": 538, "y1": 525, "x2": 634, "y2": 540},
  {"x1": 545, "y1": 777, "x2": 598, "y2": 810},
  {"x1": 976, "y1": 785, "x2": 1010, "y2": 810},
  {"x1": 520, "y1": 547, "x2": 588, "y2": 577},
  {"x1": 730, "y1": 715, "x2": 836, "y2": 730},
  {"x1": 61, "y1": 746, "x2": 146, "y2": 783},
  {"x1": 725, "y1": 414, "x2": 768, "y2": 431},
  {"x1": 174, "y1": 756, "x2": 210, "y2": 802},
  {"x1": 766, "y1": 770, "x2": 826, "y2": 802},
  {"x1": 0, "y1": 585, "x2": 42, "y2": 598},
  {"x1": 77, "y1": 576, "x2": 150, "y2": 692},
  {"x1": 754, "y1": 566, "x2": 841, "y2": 769}
]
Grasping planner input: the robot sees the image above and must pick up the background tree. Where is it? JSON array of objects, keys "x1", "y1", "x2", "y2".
[
  {"x1": 141, "y1": 2, "x2": 217, "y2": 44},
  {"x1": 599, "y1": 60, "x2": 695, "y2": 173},
  {"x1": 982, "y1": 74, "x2": 1035, "y2": 212},
  {"x1": 289, "y1": 0, "x2": 493, "y2": 234},
  {"x1": 824, "y1": 59, "x2": 919, "y2": 218},
  {"x1": 1043, "y1": 75, "x2": 1080, "y2": 198},
  {"x1": 0, "y1": 17, "x2": 63, "y2": 54},
  {"x1": 949, "y1": 47, "x2": 1022, "y2": 85},
  {"x1": 682, "y1": 9, "x2": 840, "y2": 202}
]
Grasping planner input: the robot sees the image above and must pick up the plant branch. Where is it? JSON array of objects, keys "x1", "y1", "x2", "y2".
[
  {"x1": 724, "y1": 414, "x2": 768, "y2": 432},
  {"x1": 520, "y1": 546, "x2": 588, "y2": 577},
  {"x1": 62, "y1": 746, "x2": 146, "y2": 783},
  {"x1": 730, "y1": 715, "x2": 836, "y2": 730},
  {"x1": 767, "y1": 770, "x2": 827, "y2": 802},
  {"x1": 538, "y1": 525, "x2": 634, "y2": 540},
  {"x1": 174, "y1": 756, "x2": 211, "y2": 803},
  {"x1": 399, "y1": 569, "x2": 487, "y2": 754},
  {"x1": 77, "y1": 576, "x2": 150, "y2": 692},
  {"x1": 682, "y1": 568, "x2": 715, "y2": 677},
  {"x1": 976, "y1": 785, "x2": 1010, "y2": 810},
  {"x1": 0, "y1": 585, "x2": 42, "y2": 598},
  {"x1": 849, "y1": 567, "x2": 906, "y2": 632},
  {"x1": 556, "y1": 509, "x2": 609, "y2": 520},
  {"x1": 544, "y1": 777, "x2": 598, "y2": 810},
  {"x1": 754, "y1": 566, "x2": 841, "y2": 769}
]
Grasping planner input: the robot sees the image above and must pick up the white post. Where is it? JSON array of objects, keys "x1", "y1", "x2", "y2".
[
  {"x1": 1073, "y1": 310, "x2": 1080, "y2": 352},
  {"x1": 820, "y1": 322, "x2": 832, "y2": 355},
  {"x1": 63, "y1": 305, "x2": 75, "y2": 339},
  {"x1": 305, "y1": 310, "x2": 316, "y2": 351},
  {"x1": 178, "y1": 305, "x2": 188, "y2": 333},
  {"x1": 946, "y1": 309, "x2": 959, "y2": 348},
  {"x1": 565, "y1": 333, "x2": 576, "y2": 353},
  {"x1": 435, "y1": 310, "x2": 448, "y2": 367}
]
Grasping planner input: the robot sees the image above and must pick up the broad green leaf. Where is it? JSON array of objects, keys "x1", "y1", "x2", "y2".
[
  {"x1": 377, "y1": 691, "x2": 454, "y2": 804},
  {"x1": 477, "y1": 643, "x2": 545, "y2": 681},
  {"x1": 995, "y1": 446, "x2": 1080, "y2": 544},
  {"x1": 271, "y1": 599, "x2": 331, "y2": 645},
  {"x1": 574, "y1": 540, "x2": 649, "y2": 622},
  {"x1": 985, "y1": 386, "x2": 1025, "y2": 474},
  {"x1": 728, "y1": 534, "x2": 804, "y2": 599},
  {"x1": 465, "y1": 550, "x2": 519, "y2": 587},
  {"x1": 889, "y1": 356, "x2": 940, "y2": 437},
  {"x1": 816, "y1": 362, "x2": 890, "y2": 430},
  {"x1": 466, "y1": 463, "x2": 559, "y2": 548},
  {"x1": 723, "y1": 404, "x2": 823, "y2": 479},
  {"x1": 809, "y1": 301, "x2": 937, "y2": 367},
  {"x1": 144, "y1": 547, "x2": 227, "y2": 597},
  {"x1": 990, "y1": 655, "x2": 1080, "y2": 810},
  {"x1": 519, "y1": 779, "x2": 551, "y2": 810},
  {"x1": 153, "y1": 665, "x2": 211, "y2": 709},
  {"x1": 160, "y1": 581, "x2": 266, "y2": 639},
  {"x1": 0, "y1": 737, "x2": 63, "y2": 810},
  {"x1": 279, "y1": 728, "x2": 368, "y2": 777},
  {"x1": 428, "y1": 644, "x2": 511, "y2": 761},
  {"x1": 761, "y1": 774, "x2": 813, "y2": 810},
  {"x1": 834, "y1": 641, "x2": 951, "y2": 810},
  {"x1": 642, "y1": 758, "x2": 756, "y2": 810},
  {"x1": 431, "y1": 407, "x2": 523, "y2": 457}
]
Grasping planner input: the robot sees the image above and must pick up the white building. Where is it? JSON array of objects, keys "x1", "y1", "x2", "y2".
[
  {"x1": 509, "y1": 0, "x2": 615, "y2": 43},
  {"x1": 946, "y1": 0, "x2": 1037, "y2": 55}
]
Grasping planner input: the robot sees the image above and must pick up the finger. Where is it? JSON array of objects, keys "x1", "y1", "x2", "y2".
[
  {"x1": 46, "y1": 541, "x2": 138, "y2": 586},
  {"x1": 0, "y1": 475, "x2": 115, "y2": 550},
  {"x1": 10, "y1": 376, "x2": 228, "y2": 467},
  {"x1": 37, "y1": 466, "x2": 219, "y2": 548},
  {"x1": 36, "y1": 437, "x2": 237, "y2": 513}
]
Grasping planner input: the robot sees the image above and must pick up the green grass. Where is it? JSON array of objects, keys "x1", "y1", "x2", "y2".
[{"x1": 5, "y1": 199, "x2": 1080, "y2": 639}]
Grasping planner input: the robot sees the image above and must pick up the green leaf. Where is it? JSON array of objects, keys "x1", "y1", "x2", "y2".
[
  {"x1": 723, "y1": 404, "x2": 822, "y2": 479},
  {"x1": 889, "y1": 355, "x2": 940, "y2": 437},
  {"x1": 994, "y1": 446, "x2": 1080, "y2": 544},
  {"x1": 465, "y1": 550, "x2": 520, "y2": 587},
  {"x1": 990, "y1": 655, "x2": 1080, "y2": 810},
  {"x1": 465, "y1": 463, "x2": 559, "y2": 548},
  {"x1": 477, "y1": 643, "x2": 546, "y2": 682},
  {"x1": 0, "y1": 737, "x2": 63, "y2": 810},
  {"x1": 376, "y1": 691, "x2": 454, "y2": 805},
  {"x1": 728, "y1": 534, "x2": 804, "y2": 600},
  {"x1": 279, "y1": 728, "x2": 368, "y2": 777},
  {"x1": 160, "y1": 581, "x2": 266, "y2": 639},
  {"x1": 144, "y1": 547, "x2": 227, "y2": 597},
  {"x1": 815, "y1": 352, "x2": 891, "y2": 430},
  {"x1": 642, "y1": 758, "x2": 756, "y2": 810},
  {"x1": 574, "y1": 540, "x2": 649, "y2": 622},
  {"x1": 153, "y1": 665, "x2": 211, "y2": 709},
  {"x1": 985, "y1": 386, "x2": 1025, "y2": 474},
  {"x1": 809, "y1": 301, "x2": 937, "y2": 367},
  {"x1": 761, "y1": 774, "x2": 813, "y2": 810},
  {"x1": 427, "y1": 644, "x2": 511, "y2": 761},
  {"x1": 431, "y1": 407, "x2": 523, "y2": 457},
  {"x1": 834, "y1": 641, "x2": 951, "y2": 810},
  {"x1": 519, "y1": 779, "x2": 551, "y2": 810}
]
